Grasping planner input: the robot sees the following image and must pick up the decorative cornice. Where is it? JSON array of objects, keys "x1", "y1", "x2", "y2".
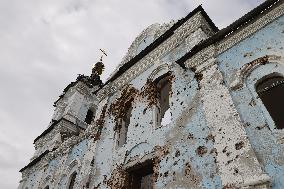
[
  {"x1": 109, "y1": 22, "x2": 176, "y2": 80},
  {"x1": 184, "y1": 45, "x2": 216, "y2": 69},
  {"x1": 216, "y1": 0, "x2": 284, "y2": 54},
  {"x1": 20, "y1": 150, "x2": 50, "y2": 173},
  {"x1": 97, "y1": 12, "x2": 214, "y2": 101},
  {"x1": 54, "y1": 75, "x2": 100, "y2": 107},
  {"x1": 34, "y1": 118, "x2": 78, "y2": 147},
  {"x1": 46, "y1": 135, "x2": 83, "y2": 161},
  {"x1": 199, "y1": 14, "x2": 217, "y2": 37},
  {"x1": 148, "y1": 64, "x2": 170, "y2": 81},
  {"x1": 182, "y1": 0, "x2": 284, "y2": 70},
  {"x1": 21, "y1": 135, "x2": 84, "y2": 178}
]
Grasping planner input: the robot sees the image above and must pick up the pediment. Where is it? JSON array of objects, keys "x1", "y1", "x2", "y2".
[
  {"x1": 100, "y1": 6, "x2": 219, "y2": 101},
  {"x1": 108, "y1": 21, "x2": 176, "y2": 79}
]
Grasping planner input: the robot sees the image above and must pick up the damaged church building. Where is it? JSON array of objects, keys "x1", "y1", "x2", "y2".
[{"x1": 18, "y1": 0, "x2": 284, "y2": 188}]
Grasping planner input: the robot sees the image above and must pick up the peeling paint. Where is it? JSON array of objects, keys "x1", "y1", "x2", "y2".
[{"x1": 18, "y1": 5, "x2": 284, "y2": 189}]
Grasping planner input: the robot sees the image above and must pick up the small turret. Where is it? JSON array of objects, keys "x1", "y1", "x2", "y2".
[
  {"x1": 89, "y1": 60, "x2": 105, "y2": 87},
  {"x1": 30, "y1": 50, "x2": 108, "y2": 163},
  {"x1": 92, "y1": 60, "x2": 105, "y2": 76},
  {"x1": 88, "y1": 48, "x2": 107, "y2": 87}
]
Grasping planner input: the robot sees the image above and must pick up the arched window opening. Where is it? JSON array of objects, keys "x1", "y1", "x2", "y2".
[
  {"x1": 117, "y1": 100, "x2": 133, "y2": 147},
  {"x1": 85, "y1": 109, "x2": 94, "y2": 124},
  {"x1": 154, "y1": 73, "x2": 171, "y2": 126},
  {"x1": 256, "y1": 75, "x2": 284, "y2": 129},
  {"x1": 68, "y1": 172, "x2": 77, "y2": 189},
  {"x1": 44, "y1": 186, "x2": 49, "y2": 189},
  {"x1": 128, "y1": 160, "x2": 154, "y2": 189}
]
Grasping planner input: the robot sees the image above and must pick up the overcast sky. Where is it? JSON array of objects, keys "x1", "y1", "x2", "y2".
[{"x1": 0, "y1": 0, "x2": 266, "y2": 188}]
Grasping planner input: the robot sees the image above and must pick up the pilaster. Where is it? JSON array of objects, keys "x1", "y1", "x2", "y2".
[{"x1": 199, "y1": 61, "x2": 270, "y2": 188}]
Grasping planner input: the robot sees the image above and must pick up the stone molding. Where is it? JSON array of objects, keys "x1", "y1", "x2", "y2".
[
  {"x1": 216, "y1": 1, "x2": 283, "y2": 55},
  {"x1": 76, "y1": 81, "x2": 92, "y2": 97},
  {"x1": 148, "y1": 64, "x2": 170, "y2": 81},
  {"x1": 230, "y1": 55, "x2": 283, "y2": 90},
  {"x1": 22, "y1": 135, "x2": 84, "y2": 179},
  {"x1": 23, "y1": 119, "x2": 85, "y2": 180},
  {"x1": 55, "y1": 81, "x2": 94, "y2": 108},
  {"x1": 241, "y1": 174, "x2": 271, "y2": 189},
  {"x1": 97, "y1": 12, "x2": 215, "y2": 101},
  {"x1": 109, "y1": 22, "x2": 176, "y2": 80},
  {"x1": 184, "y1": 45, "x2": 216, "y2": 69},
  {"x1": 47, "y1": 135, "x2": 83, "y2": 161},
  {"x1": 67, "y1": 159, "x2": 81, "y2": 174},
  {"x1": 34, "y1": 118, "x2": 79, "y2": 152},
  {"x1": 183, "y1": 1, "x2": 284, "y2": 69}
]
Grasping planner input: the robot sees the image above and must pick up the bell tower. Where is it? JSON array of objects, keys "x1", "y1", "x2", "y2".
[{"x1": 31, "y1": 56, "x2": 105, "y2": 162}]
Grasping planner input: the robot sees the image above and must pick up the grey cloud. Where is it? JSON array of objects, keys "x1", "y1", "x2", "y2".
[{"x1": 0, "y1": 0, "x2": 264, "y2": 188}]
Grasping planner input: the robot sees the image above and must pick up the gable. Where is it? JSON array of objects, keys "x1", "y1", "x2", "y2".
[{"x1": 97, "y1": 5, "x2": 218, "y2": 101}]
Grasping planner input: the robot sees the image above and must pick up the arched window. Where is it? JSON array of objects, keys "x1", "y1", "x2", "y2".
[
  {"x1": 44, "y1": 186, "x2": 49, "y2": 189},
  {"x1": 154, "y1": 73, "x2": 171, "y2": 126},
  {"x1": 117, "y1": 100, "x2": 133, "y2": 147},
  {"x1": 68, "y1": 172, "x2": 77, "y2": 189},
  {"x1": 85, "y1": 109, "x2": 94, "y2": 124},
  {"x1": 128, "y1": 160, "x2": 154, "y2": 189},
  {"x1": 256, "y1": 75, "x2": 284, "y2": 129}
]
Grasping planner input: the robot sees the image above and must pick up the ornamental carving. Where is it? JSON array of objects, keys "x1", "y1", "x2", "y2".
[
  {"x1": 34, "y1": 119, "x2": 79, "y2": 154},
  {"x1": 109, "y1": 21, "x2": 176, "y2": 80},
  {"x1": 230, "y1": 55, "x2": 283, "y2": 90},
  {"x1": 216, "y1": 2, "x2": 284, "y2": 55},
  {"x1": 183, "y1": 2, "x2": 284, "y2": 70},
  {"x1": 98, "y1": 12, "x2": 215, "y2": 101}
]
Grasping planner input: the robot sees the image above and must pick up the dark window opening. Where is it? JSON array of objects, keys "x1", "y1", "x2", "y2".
[
  {"x1": 68, "y1": 172, "x2": 77, "y2": 189},
  {"x1": 85, "y1": 109, "x2": 94, "y2": 124},
  {"x1": 44, "y1": 186, "x2": 49, "y2": 189},
  {"x1": 128, "y1": 161, "x2": 154, "y2": 189},
  {"x1": 154, "y1": 73, "x2": 171, "y2": 126},
  {"x1": 117, "y1": 100, "x2": 133, "y2": 147},
  {"x1": 256, "y1": 75, "x2": 284, "y2": 129}
]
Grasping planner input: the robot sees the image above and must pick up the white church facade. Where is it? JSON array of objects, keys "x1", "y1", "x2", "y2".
[{"x1": 19, "y1": 0, "x2": 284, "y2": 188}]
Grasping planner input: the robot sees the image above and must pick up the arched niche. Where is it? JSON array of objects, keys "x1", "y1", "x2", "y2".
[
  {"x1": 124, "y1": 142, "x2": 154, "y2": 166},
  {"x1": 148, "y1": 64, "x2": 171, "y2": 81},
  {"x1": 230, "y1": 55, "x2": 283, "y2": 90},
  {"x1": 243, "y1": 55, "x2": 284, "y2": 132},
  {"x1": 255, "y1": 74, "x2": 284, "y2": 129}
]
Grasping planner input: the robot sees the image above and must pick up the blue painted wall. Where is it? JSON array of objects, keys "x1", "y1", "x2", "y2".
[
  {"x1": 66, "y1": 139, "x2": 88, "y2": 164},
  {"x1": 218, "y1": 15, "x2": 284, "y2": 189}
]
